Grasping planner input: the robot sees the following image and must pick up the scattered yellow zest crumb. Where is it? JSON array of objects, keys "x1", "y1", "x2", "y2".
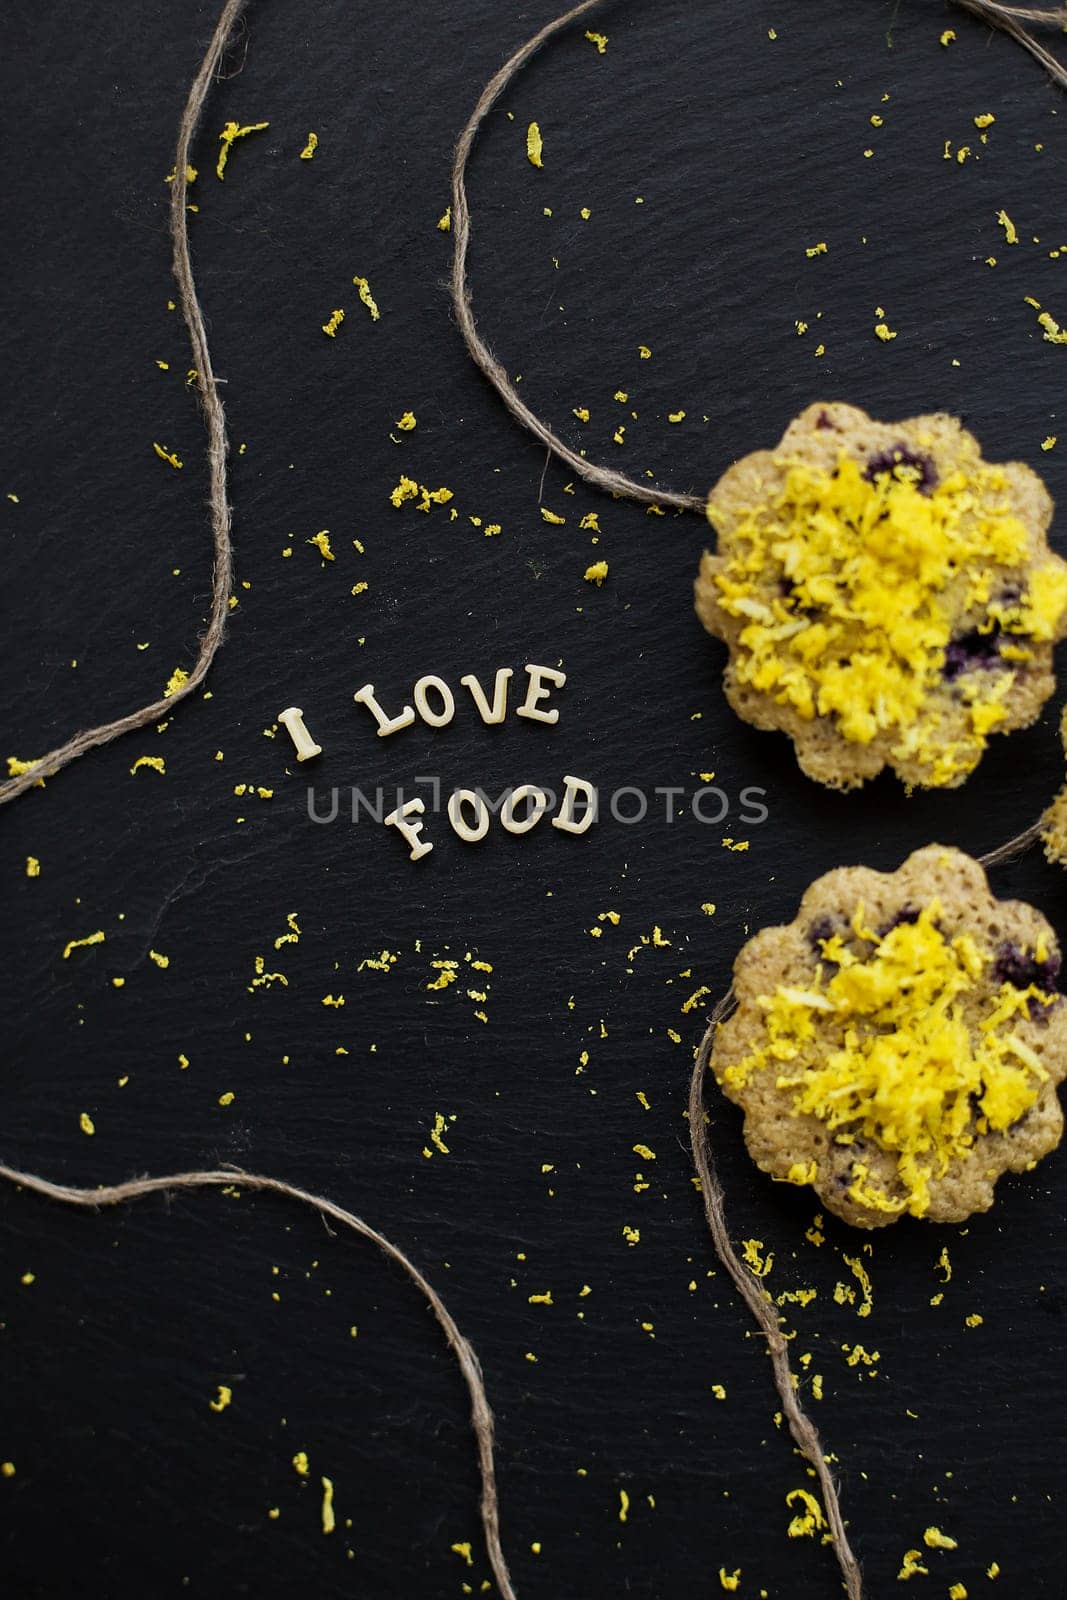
[
  {"x1": 79, "y1": 1112, "x2": 95, "y2": 1136},
  {"x1": 322, "y1": 309, "x2": 345, "y2": 338},
  {"x1": 218, "y1": 1092, "x2": 235, "y2": 1107},
  {"x1": 974, "y1": 113, "x2": 995, "y2": 129},
  {"x1": 870, "y1": 114, "x2": 884, "y2": 128},
  {"x1": 580, "y1": 206, "x2": 591, "y2": 221},
  {"x1": 711, "y1": 1383, "x2": 727, "y2": 1400},
  {"x1": 321, "y1": 994, "x2": 345, "y2": 1008},
  {"x1": 300, "y1": 131, "x2": 318, "y2": 160},
  {"x1": 152, "y1": 442, "x2": 183, "y2": 470},
  {"x1": 584, "y1": 560, "x2": 609, "y2": 586},
  {"x1": 526, "y1": 122, "x2": 544, "y2": 168},
  {"x1": 148, "y1": 950, "x2": 170, "y2": 969},
  {"x1": 997, "y1": 209, "x2": 1018, "y2": 245},
  {"x1": 209, "y1": 1385, "x2": 232, "y2": 1412},
  {"x1": 636, "y1": 1091, "x2": 650, "y2": 1110},
  {"x1": 721, "y1": 837, "x2": 749, "y2": 852},
  {"x1": 541, "y1": 507, "x2": 566, "y2": 525},
  {"x1": 987, "y1": 1562, "x2": 1000, "y2": 1579},
  {"x1": 638, "y1": 344, "x2": 651, "y2": 359},
  {"x1": 308, "y1": 529, "x2": 335, "y2": 560},
  {"x1": 63, "y1": 930, "x2": 105, "y2": 960},
  {"x1": 618, "y1": 1489, "x2": 630, "y2": 1523},
  {"x1": 923, "y1": 1526, "x2": 958, "y2": 1550},
  {"x1": 292, "y1": 1451, "x2": 309, "y2": 1476},
  {"x1": 352, "y1": 275, "x2": 380, "y2": 320},
  {"x1": 0, "y1": 1464, "x2": 14, "y2": 1478},
  {"x1": 786, "y1": 1488, "x2": 826, "y2": 1539},
  {"x1": 806, "y1": 241, "x2": 828, "y2": 257},
  {"x1": 320, "y1": 1477, "x2": 335, "y2": 1534},
  {"x1": 351, "y1": 581, "x2": 369, "y2": 596},
  {"x1": 632, "y1": 1144, "x2": 656, "y2": 1161},
  {"x1": 429, "y1": 1112, "x2": 452, "y2": 1155},
  {"x1": 130, "y1": 755, "x2": 165, "y2": 776},
  {"x1": 26, "y1": 856, "x2": 40, "y2": 878},
  {"x1": 965, "y1": 1312, "x2": 984, "y2": 1327},
  {"x1": 216, "y1": 119, "x2": 268, "y2": 180},
  {"x1": 948, "y1": 1586, "x2": 968, "y2": 1600},
  {"x1": 898, "y1": 1548, "x2": 929, "y2": 1579},
  {"x1": 1042, "y1": 435, "x2": 1057, "y2": 451},
  {"x1": 528, "y1": 1291, "x2": 552, "y2": 1305},
  {"x1": 451, "y1": 1543, "x2": 473, "y2": 1566},
  {"x1": 396, "y1": 411, "x2": 417, "y2": 431},
  {"x1": 437, "y1": 206, "x2": 452, "y2": 231},
  {"x1": 741, "y1": 1239, "x2": 773, "y2": 1277},
  {"x1": 843, "y1": 1254, "x2": 873, "y2": 1317},
  {"x1": 701, "y1": 901, "x2": 716, "y2": 915},
  {"x1": 668, "y1": 410, "x2": 686, "y2": 423},
  {"x1": 874, "y1": 322, "x2": 898, "y2": 342},
  {"x1": 940, "y1": 28, "x2": 956, "y2": 45},
  {"x1": 622, "y1": 1225, "x2": 640, "y2": 1246},
  {"x1": 719, "y1": 1571, "x2": 741, "y2": 1593},
  {"x1": 584, "y1": 29, "x2": 608, "y2": 52},
  {"x1": 163, "y1": 666, "x2": 189, "y2": 698}
]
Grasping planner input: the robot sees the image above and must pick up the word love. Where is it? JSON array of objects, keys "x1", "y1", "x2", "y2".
[{"x1": 353, "y1": 662, "x2": 566, "y2": 736}]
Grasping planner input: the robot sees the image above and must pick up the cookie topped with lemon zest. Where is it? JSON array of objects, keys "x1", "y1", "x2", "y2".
[
  {"x1": 695, "y1": 402, "x2": 1067, "y2": 789},
  {"x1": 709, "y1": 846, "x2": 1067, "y2": 1228}
]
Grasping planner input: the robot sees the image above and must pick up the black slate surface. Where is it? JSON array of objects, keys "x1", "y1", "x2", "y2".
[{"x1": 3, "y1": 2, "x2": 1067, "y2": 1595}]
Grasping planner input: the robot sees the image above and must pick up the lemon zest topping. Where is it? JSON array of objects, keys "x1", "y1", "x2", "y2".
[
  {"x1": 724, "y1": 901, "x2": 1055, "y2": 1216},
  {"x1": 710, "y1": 451, "x2": 1067, "y2": 783}
]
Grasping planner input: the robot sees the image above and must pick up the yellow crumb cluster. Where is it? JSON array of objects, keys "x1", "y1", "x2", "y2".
[
  {"x1": 216, "y1": 119, "x2": 269, "y2": 180},
  {"x1": 712, "y1": 452, "x2": 1067, "y2": 784},
  {"x1": 722, "y1": 901, "x2": 1056, "y2": 1216}
]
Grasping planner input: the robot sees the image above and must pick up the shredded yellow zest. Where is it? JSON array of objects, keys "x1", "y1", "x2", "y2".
[
  {"x1": 130, "y1": 755, "x2": 165, "y2": 775},
  {"x1": 786, "y1": 1488, "x2": 826, "y2": 1539},
  {"x1": 209, "y1": 1385, "x2": 232, "y2": 1412},
  {"x1": 322, "y1": 309, "x2": 345, "y2": 338},
  {"x1": 63, "y1": 931, "x2": 105, "y2": 960},
  {"x1": 352, "y1": 275, "x2": 380, "y2": 320},
  {"x1": 527, "y1": 121, "x2": 544, "y2": 168},
  {"x1": 216, "y1": 119, "x2": 269, "y2": 180},
  {"x1": 725, "y1": 901, "x2": 1055, "y2": 1216},
  {"x1": 300, "y1": 132, "x2": 318, "y2": 160},
  {"x1": 584, "y1": 560, "x2": 608, "y2": 586},
  {"x1": 711, "y1": 451, "x2": 1067, "y2": 783},
  {"x1": 153, "y1": 442, "x2": 183, "y2": 470},
  {"x1": 320, "y1": 1477, "x2": 335, "y2": 1534},
  {"x1": 308, "y1": 530, "x2": 334, "y2": 560},
  {"x1": 584, "y1": 29, "x2": 608, "y2": 52}
]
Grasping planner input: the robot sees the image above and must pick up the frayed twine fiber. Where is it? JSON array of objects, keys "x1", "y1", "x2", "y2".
[
  {"x1": 3, "y1": 0, "x2": 1064, "y2": 806},
  {"x1": 0, "y1": 1160, "x2": 519, "y2": 1600}
]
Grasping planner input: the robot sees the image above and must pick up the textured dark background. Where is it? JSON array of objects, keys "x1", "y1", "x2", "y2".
[{"x1": 3, "y1": 1, "x2": 1067, "y2": 1595}]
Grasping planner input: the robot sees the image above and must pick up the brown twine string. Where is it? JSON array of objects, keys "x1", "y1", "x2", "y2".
[
  {"x1": 688, "y1": 994, "x2": 866, "y2": 1600},
  {"x1": 0, "y1": 0, "x2": 1064, "y2": 805},
  {"x1": 449, "y1": 0, "x2": 706, "y2": 516},
  {"x1": 0, "y1": 1160, "x2": 518, "y2": 1600},
  {"x1": 0, "y1": 0, "x2": 250, "y2": 808},
  {"x1": 683, "y1": 822, "x2": 1054, "y2": 1600}
]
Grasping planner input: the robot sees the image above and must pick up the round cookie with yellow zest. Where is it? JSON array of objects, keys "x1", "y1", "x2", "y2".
[
  {"x1": 710, "y1": 845, "x2": 1067, "y2": 1228},
  {"x1": 695, "y1": 402, "x2": 1067, "y2": 789}
]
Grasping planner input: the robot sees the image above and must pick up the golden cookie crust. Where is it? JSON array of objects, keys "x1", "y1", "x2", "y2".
[
  {"x1": 710, "y1": 845, "x2": 1067, "y2": 1228},
  {"x1": 695, "y1": 402, "x2": 1067, "y2": 790}
]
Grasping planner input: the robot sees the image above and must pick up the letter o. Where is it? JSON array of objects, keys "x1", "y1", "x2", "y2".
[
  {"x1": 447, "y1": 788, "x2": 490, "y2": 842},
  {"x1": 609, "y1": 786, "x2": 648, "y2": 824},
  {"x1": 691, "y1": 786, "x2": 729, "y2": 825},
  {"x1": 501, "y1": 784, "x2": 550, "y2": 835},
  {"x1": 414, "y1": 674, "x2": 456, "y2": 728}
]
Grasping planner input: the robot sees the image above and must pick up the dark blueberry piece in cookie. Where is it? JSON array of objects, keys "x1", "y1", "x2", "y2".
[
  {"x1": 942, "y1": 627, "x2": 1004, "y2": 680},
  {"x1": 994, "y1": 940, "x2": 1061, "y2": 993},
  {"x1": 877, "y1": 904, "x2": 920, "y2": 936},
  {"x1": 863, "y1": 444, "x2": 938, "y2": 494}
]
